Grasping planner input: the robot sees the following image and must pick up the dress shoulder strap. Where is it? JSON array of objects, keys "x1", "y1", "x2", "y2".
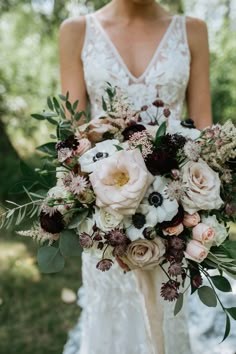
[{"x1": 81, "y1": 14, "x2": 94, "y2": 61}]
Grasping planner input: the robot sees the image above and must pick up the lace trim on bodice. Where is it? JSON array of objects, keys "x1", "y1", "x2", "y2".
[{"x1": 81, "y1": 14, "x2": 191, "y2": 120}]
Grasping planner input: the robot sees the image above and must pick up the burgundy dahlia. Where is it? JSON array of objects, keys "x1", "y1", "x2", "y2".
[
  {"x1": 79, "y1": 232, "x2": 93, "y2": 249},
  {"x1": 158, "y1": 134, "x2": 186, "y2": 155},
  {"x1": 40, "y1": 210, "x2": 65, "y2": 234},
  {"x1": 56, "y1": 135, "x2": 79, "y2": 151},
  {"x1": 145, "y1": 149, "x2": 178, "y2": 175},
  {"x1": 161, "y1": 281, "x2": 180, "y2": 301},
  {"x1": 96, "y1": 258, "x2": 113, "y2": 272},
  {"x1": 122, "y1": 124, "x2": 146, "y2": 141}
]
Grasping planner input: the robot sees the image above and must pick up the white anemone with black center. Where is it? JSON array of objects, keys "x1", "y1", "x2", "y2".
[
  {"x1": 78, "y1": 139, "x2": 120, "y2": 173},
  {"x1": 139, "y1": 176, "x2": 179, "y2": 225}
]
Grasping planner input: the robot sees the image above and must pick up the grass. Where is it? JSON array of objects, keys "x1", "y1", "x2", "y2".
[{"x1": 0, "y1": 229, "x2": 82, "y2": 354}]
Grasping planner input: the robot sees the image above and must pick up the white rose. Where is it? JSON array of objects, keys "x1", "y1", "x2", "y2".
[
  {"x1": 90, "y1": 149, "x2": 154, "y2": 216},
  {"x1": 79, "y1": 139, "x2": 120, "y2": 173},
  {"x1": 94, "y1": 208, "x2": 123, "y2": 232},
  {"x1": 167, "y1": 119, "x2": 201, "y2": 140},
  {"x1": 181, "y1": 159, "x2": 223, "y2": 214},
  {"x1": 201, "y1": 215, "x2": 228, "y2": 246}
]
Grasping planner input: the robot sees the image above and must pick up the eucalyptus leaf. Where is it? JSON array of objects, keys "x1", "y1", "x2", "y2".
[
  {"x1": 46, "y1": 117, "x2": 58, "y2": 125},
  {"x1": 59, "y1": 229, "x2": 82, "y2": 257},
  {"x1": 226, "y1": 307, "x2": 236, "y2": 320},
  {"x1": 114, "y1": 145, "x2": 124, "y2": 151},
  {"x1": 221, "y1": 314, "x2": 231, "y2": 342},
  {"x1": 47, "y1": 96, "x2": 54, "y2": 111},
  {"x1": 36, "y1": 142, "x2": 56, "y2": 156},
  {"x1": 31, "y1": 113, "x2": 45, "y2": 120},
  {"x1": 37, "y1": 246, "x2": 65, "y2": 273},
  {"x1": 68, "y1": 211, "x2": 89, "y2": 229},
  {"x1": 211, "y1": 275, "x2": 232, "y2": 292},
  {"x1": 174, "y1": 293, "x2": 184, "y2": 316},
  {"x1": 59, "y1": 94, "x2": 67, "y2": 101},
  {"x1": 198, "y1": 286, "x2": 217, "y2": 307}
]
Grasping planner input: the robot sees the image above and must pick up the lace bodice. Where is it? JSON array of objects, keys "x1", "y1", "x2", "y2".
[{"x1": 81, "y1": 14, "x2": 190, "y2": 120}]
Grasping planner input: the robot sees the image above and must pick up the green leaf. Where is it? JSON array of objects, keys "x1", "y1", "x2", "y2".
[
  {"x1": 46, "y1": 117, "x2": 58, "y2": 125},
  {"x1": 102, "y1": 96, "x2": 107, "y2": 111},
  {"x1": 36, "y1": 142, "x2": 56, "y2": 156},
  {"x1": 223, "y1": 240, "x2": 236, "y2": 258},
  {"x1": 72, "y1": 99, "x2": 79, "y2": 111},
  {"x1": 53, "y1": 97, "x2": 60, "y2": 113},
  {"x1": 59, "y1": 229, "x2": 82, "y2": 257},
  {"x1": 210, "y1": 275, "x2": 232, "y2": 292},
  {"x1": 47, "y1": 96, "x2": 54, "y2": 111},
  {"x1": 37, "y1": 246, "x2": 65, "y2": 273},
  {"x1": 226, "y1": 307, "x2": 236, "y2": 320},
  {"x1": 74, "y1": 112, "x2": 83, "y2": 121},
  {"x1": 66, "y1": 100, "x2": 73, "y2": 113},
  {"x1": 174, "y1": 293, "x2": 184, "y2": 316},
  {"x1": 155, "y1": 122, "x2": 166, "y2": 144},
  {"x1": 50, "y1": 134, "x2": 57, "y2": 139},
  {"x1": 221, "y1": 314, "x2": 231, "y2": 342},
  {"x1": 31, "y1": 113, "x2": 45, "y2": 120},
  {"x1": 59, "y1": 94, "x2": 67, "y2": 101},
  {"x1": 66, "y1": 91, "x2": 69, "y2": 100},
  {"x1": 198, "y1": 286, "x2": 217, "y2": 307},
  {"x1": 114, "y1": 145, "x2": 124, "y2": 151},
  {"x1": 20, "y1": 160, "x2": 37, "y2": 178},
  {"x1": 68, "y1": 211, "x2": 88, "y2": 229}
]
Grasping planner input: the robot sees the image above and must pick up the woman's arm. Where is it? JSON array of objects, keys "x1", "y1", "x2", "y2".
[
  {"x1": 59, "y1": 17, "x2": 87, "y2": 114},
  {"x1": 186, "y1": 18, "x2": 212, "y2": 129}
]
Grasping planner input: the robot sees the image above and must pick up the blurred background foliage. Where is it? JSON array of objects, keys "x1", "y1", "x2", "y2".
[{"x1": 0, "y1": 1, "x2": 235, "y2": 353}]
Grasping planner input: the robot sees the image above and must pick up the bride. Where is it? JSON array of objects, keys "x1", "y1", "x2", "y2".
[{"x1": 59, "y1": 1, "x2": 212, "y2": 353}]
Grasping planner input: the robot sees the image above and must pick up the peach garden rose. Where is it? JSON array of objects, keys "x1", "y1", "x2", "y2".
[
  {"x1": 184, "y1": 240, "x2": 209, "y2": 263},
  {"x1": 89, "y1": 149, "x2": 154, "y2": 216}
]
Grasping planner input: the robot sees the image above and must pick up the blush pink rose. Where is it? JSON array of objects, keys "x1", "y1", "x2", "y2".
[
  {"x1": 90, "y1": 149, "x2": 154, "y2": 216},
  {"x1": 76, "y1": 138, "x2": 91, "y2": 156},
  {"x1": 183, "y1": 212, "x2": 200, "y2": 228},
  {"x1": 192, "y1": 223, "x2": 215, "y2": 245},
  {"x1": 184, "y1": 240, "x2": 209, "y2": 263},
  {"x1": 163, "y1": 223, "x2": 184, "y2": 236}
]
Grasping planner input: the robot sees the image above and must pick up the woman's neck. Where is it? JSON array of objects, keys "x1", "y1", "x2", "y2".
[{"x1": 107, "y1": 0, "x2": 166, "y2": 21}]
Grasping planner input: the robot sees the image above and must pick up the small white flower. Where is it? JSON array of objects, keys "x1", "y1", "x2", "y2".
[
  {"x1": 70, "y1": 175, "x2": 89, "y2": 195},
  {"x1": 47, "y1": 186, "x2": 72, "y2": 215},
  {"x1": 79, "y1": 139, "x2": 120, "y2": 173},
  {"x1": 167, "y1": 120, "x2": 201, "y2": 140},
  {"x1": 94, "y1": 207, "x2": 123, "y2": 232},
  {"x1": 139, "y1": 176, "x2": 179, "y2": 225},
  {"x1": 201, "y1": 215, "x2": 228, "y2": 247},
  {"x1": 183, "y1": 140, "x2": 201, "y2": 161}
]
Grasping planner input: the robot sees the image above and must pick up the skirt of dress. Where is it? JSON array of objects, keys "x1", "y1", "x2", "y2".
[{"x1": 63, "y1": 252, "x2": 192, "y2": 354}]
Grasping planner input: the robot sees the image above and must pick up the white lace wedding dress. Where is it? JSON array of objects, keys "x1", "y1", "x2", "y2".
[{"x1": 63, "y1": 13, "x2": 192, "y2": 354}]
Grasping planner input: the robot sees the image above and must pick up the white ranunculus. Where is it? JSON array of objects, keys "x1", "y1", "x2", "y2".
[
  {"x1": 94, "y1": 207, "x2": 123, "y2": 232},
  {"x1": 79, "y1": 139, "x2": 120, "y2": 173},
  {"x1": 90, "y1": 149, "x2": 154, "y2": 216},
  {"x1": 139, "y1": 176, "x2": 179, "y2": 225},
  {"x1": 201, "y1": 215, "x2": 228, "y2": 247},
  {"x1": 181, "y1": 159, "x2": 223, "y2": 214},
  {"x1": 167, "y1": 119, "x2": 201, "y2": 140}
]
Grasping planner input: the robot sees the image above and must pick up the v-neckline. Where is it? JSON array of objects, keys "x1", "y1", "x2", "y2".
[{"x1": 92, "y1": 14, "x2": 177, "y2": 83}]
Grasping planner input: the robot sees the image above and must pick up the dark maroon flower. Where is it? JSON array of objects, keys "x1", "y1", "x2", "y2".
[
  {"x1": 40, "y1": 210, "x2": 65, "y2": 234},
  {"x1": 159, "y1": 206, "x2": 184, "y2": 229},
  {"x1": 113, "y1": 243, "x2": 128, "y2": 257},
  {"x1": 158, "y1": 134, "x2": 186, "y2": 155},
  {"x1": 168, "y1": 262, "x2": 183, "y2": 276},
  {"x1": 168, "y1": 236, "x2": 185, "y2": 250},
  {"x1": 122, "y1": 124, "x2": 146, "y2": 141},
  {"x1": 161, "y1": 281, "x2": 180, "y2": 301},
  {"x1": 93, "y1": 233, "x2": 103, "y2": 241},
  {"x1": 97, "y1": 242, "x2": 104, "y2": 250},
  {"x1": 141, "y1": 105, "x2": 148, "y2": 111},
  {"x1": 180, "y1": 118, "x2": 196, "y2": 129},
  {"x1": 163, "y1": 108, "x2": 171, "y2": 118},
  {"x1": 152, "y1": 99, "x2": 164, "y2": 107},
  {"x1": 96, "y1": 258, "x2": 113, "y2": 272},
  {"x1": 192, "y1": 274, "x2": 203, "y2": 288},
  {"x1": 145, "y1": 149, "x2": 178, "y2": 175},
  {"x1": 56, "y1": 135, "x2": 79, "y2": 151},
  {"x1": 107, "y1": 228, "x2": 128, "y2": 247},
  {"x1": 79, "y1": 232, "x2": 93, "y2": 248}
]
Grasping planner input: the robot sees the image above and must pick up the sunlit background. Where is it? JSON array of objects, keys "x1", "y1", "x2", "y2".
[{"x1": 0, "y1": 1, "x2": 235, "y2": 354}]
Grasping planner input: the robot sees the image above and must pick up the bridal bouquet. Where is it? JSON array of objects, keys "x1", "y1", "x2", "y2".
[{"x1": 1, "y1": 85, "x2": 236, "y2": 338}]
